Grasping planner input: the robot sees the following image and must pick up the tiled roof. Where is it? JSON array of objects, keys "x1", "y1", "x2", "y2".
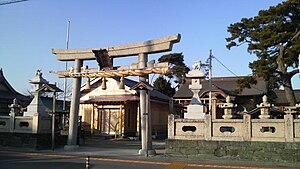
[
  {"x1": 0, "y1": 69, "x2": 31, "y2": 102},
  {"x1": 273, "y1": 90, "x2": 300, "y2": 105},
  {"x1": 173, "y1": 76, "x2": 267, "y2": 99}
]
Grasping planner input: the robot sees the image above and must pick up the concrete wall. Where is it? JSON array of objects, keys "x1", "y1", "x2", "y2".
[{"x1": 166, "y1": 139, "x2": 300, "y2": 163}]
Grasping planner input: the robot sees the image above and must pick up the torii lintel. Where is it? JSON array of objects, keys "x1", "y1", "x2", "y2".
[{"x1": 52, "y1": 33, "x2": 181, "y2": 61}]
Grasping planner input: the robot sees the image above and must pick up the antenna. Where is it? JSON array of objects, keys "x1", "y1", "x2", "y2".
[{"x1": 63, "y1": 21, "x2": 70, "y2": 111}]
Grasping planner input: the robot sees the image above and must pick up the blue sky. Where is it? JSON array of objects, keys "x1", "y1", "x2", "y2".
[{"x1": 1, "y1": 0, "x2": 297, "y2": 94}]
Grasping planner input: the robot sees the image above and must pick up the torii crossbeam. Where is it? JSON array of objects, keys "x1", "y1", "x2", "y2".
[{"x1": 52, "y1": 33, "x2": 180, "y2": 61}]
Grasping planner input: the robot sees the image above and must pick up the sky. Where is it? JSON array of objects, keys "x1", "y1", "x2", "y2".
[{"x1": 1, "y1": 0, "x2": 298, "y2": 94}]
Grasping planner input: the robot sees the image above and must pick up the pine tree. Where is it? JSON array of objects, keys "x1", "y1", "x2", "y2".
[{"x1": 226, "y1": 0, "x2": 300, "y2": 105}]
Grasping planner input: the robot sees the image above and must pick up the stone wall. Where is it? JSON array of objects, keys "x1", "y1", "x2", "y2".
[
  {"x1": 0, "y1": 133, "x2": 52, "y2": 150},
  {"x1": 0, "y1": 114, "x2": 54, "y2": 150},
  {"x1": 166, "y1": 139, "x2": 300, "y2": 163}
]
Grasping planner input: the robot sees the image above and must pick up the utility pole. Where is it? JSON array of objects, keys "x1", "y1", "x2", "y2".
[
  {"x1": 52, "y1": 90, "x2": 56, "y2": 151},
  {"x1": 202, "y1": 50, "x2": 213, "y2": 115},
  {"x1": 63, "y1": 21, "x2": 70, "y2": 111},
  {"x1": 208, "y1": 50, "x2": 213, "y2": 115}
]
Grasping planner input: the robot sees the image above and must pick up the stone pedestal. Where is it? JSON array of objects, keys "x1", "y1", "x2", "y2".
[
  {"x1": 223, "y1": 109, "x2": 233, "y2": 119},
  {"x1": 259, "y1": 108, "x2": 271, "y2": 119},
  {"x1": 219, "y1": 96, "x2": 237, "y2": 119},
  {"x1": 185, "y1": 104, "x2": 205, "y2": 119},
  {"x1": 138, "y1": 149, "x2": 156, "y2": 156},
  {"x1": 257, "y1": 95, "x2": 272, "y2": 119},
  {"x1": 24, "y1": 92, "x2": 48, "y2": 117}
]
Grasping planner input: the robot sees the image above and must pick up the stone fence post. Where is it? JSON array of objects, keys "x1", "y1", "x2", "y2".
[
  {"x1": 243, "y1": 114, "x2": 251, "y2": 141},
  {"x1": 32, "y1": 114, "x2": 40, "y2": 134},
  {"x1": 204, "y1": 115, "x2": 212, "y2": 140},
  {"x1": 9, "y1": 112, "x2": 15, "y2": 132},
  {"x1": 168, "y1": 114, "x2": 175, "y2": 139},
  {"x1": 284, "y1": 114, "x2": 294, "y2": 142}
]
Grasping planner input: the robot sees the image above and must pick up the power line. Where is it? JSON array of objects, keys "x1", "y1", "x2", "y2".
[
  {"x1": 212, "y1": 55, "x2": 265, "y2": 93},
  {"x1": 0, "y1": 0, "x2": 28, "y2": 5},
  {"x1": 212, "y1": 55, "x2": 239, "y2": 77}
]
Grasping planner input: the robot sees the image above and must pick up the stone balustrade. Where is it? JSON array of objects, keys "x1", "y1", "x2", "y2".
[
  {"x1": 168, "y1": 113, "x2": 300, "y2": 142},
  {"x1": 0, "y1": 115, "x2": 51, "y2": 134},
  {"x1": 0, "y1": 99, "x2": 51, "y2": 134}
]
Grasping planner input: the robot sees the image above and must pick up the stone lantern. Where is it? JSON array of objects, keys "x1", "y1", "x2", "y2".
[
  {"x1": 9, "y1": 98, "x2": 22, "y2": 116},
  {"x1": 184, "y1": 61, "x2": 206, "y2": 119},
  {"x1": 257, "y1": 95, "x2": 272, "y2": 119},
  {"x1": 219, "y1": 96, "x2": 237, "y2": 119},
  {"x1": 24, "y1": 70, "x2": 49, "y2": 117}
]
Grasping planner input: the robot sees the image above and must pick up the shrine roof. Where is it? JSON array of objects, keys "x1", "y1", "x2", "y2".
[
  {"x1": 0, "y1": 68, "x2": 31, "y2": 102},
  {"x1": 80, "y1": 77, "x2": 170, "y2": 103}
]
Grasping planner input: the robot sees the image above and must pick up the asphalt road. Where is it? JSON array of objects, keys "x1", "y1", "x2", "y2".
[
  {"x1": 0, "y1": 137, "x2": 299, "y2": 169},
  {"x1": 0, "y1": 151, "x2": 298, "y2": 169}
]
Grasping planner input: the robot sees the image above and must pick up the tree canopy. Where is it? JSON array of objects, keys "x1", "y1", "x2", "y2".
[
  {"x1": 226, "y1": 0, "x2": 300, "y2": 105},
  {"x1": 153, "y1": 76, "x2": 176, "y2": 97},
  {"x1": 153, "y1": 53, "x2": 189, "y2": 97},
  {"x1": 157, "y1": 53, "x2": 189, "y2": 86}
]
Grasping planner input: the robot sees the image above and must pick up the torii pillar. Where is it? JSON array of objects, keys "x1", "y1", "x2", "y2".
[
  {"x1": 64, "y1": 59, "x2": 82, "y2": 150},
  {"x1": 137, "y1": 54, "x2": 155, "y2": 156},
  {"x1": 52, "y1": 34, "x2": 181, "y2": 152}
]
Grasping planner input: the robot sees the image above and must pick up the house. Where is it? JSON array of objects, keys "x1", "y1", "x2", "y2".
[
  {"x1": 79, "y1": 77, "x2": 171, "y2": 138},
  {"x1": 0, "y1": 68, "x2": 31, "y2": 115}
]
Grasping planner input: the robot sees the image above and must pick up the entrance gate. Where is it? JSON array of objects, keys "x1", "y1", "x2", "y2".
[{"x1": 51, "y1": 34, "x2": 181, "y2": 156}]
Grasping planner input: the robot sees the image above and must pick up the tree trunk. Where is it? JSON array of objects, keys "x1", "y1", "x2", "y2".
[
  {"x1": 277, "y1": 45, "x2": 296, "y2": 106},
  {"x1": 283, "y1": 78, "x2": 296, "y2": 106}
]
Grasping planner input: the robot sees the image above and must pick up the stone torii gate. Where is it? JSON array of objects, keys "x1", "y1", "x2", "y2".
[{"x1": 51, "y1": 34, "x2": 181, "y2": 155}]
